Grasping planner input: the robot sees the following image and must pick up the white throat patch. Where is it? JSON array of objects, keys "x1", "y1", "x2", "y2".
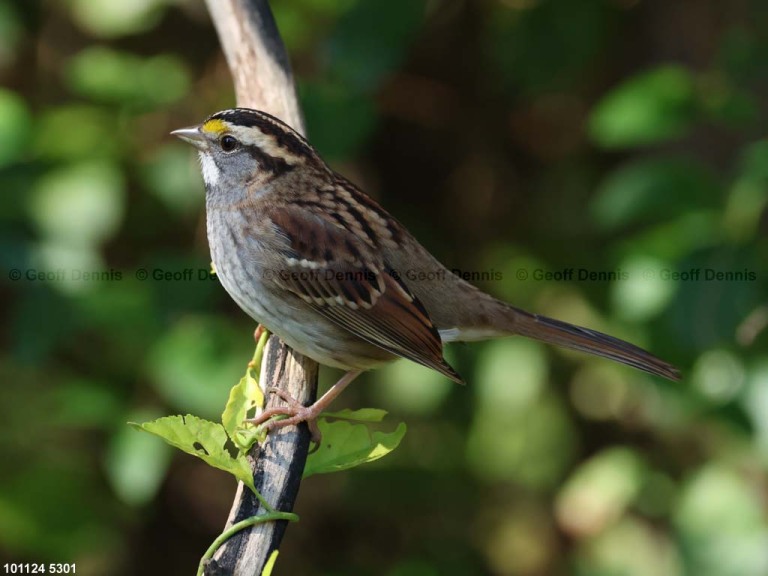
[{"x1": 199, "y1": 153, "x2": 221, "y2": 187}]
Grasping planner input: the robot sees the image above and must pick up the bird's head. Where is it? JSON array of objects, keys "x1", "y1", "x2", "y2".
[{"x1": 172, "y1": 108, "x2": 317, "y2": 195}]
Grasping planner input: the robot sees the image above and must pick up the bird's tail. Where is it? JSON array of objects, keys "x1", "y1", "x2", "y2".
[
  {"x1": 502, "y1": 305, "x2": 680, "y2": 381},
  {"x1": 436, "y1": 295, "x2": 680, "y2": 381}
]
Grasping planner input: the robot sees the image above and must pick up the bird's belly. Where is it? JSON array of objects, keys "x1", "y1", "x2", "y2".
[
  {"x1": 209, "y1": 218, "x2": 394, "y2": 371},
  {"x1": 235, "y1": 286, "x2": 394, "y2": 371}
]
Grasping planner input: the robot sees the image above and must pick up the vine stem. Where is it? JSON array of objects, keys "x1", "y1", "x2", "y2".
[{"x1": 197, "y1": 512, "x2": 299, "y2": 576}]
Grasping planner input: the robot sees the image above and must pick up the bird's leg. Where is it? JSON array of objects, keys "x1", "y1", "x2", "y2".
[
  {"x1": 246, "y1": 370, "x2": 363, "y2": 445},
  {"x1": 253, "y1": 324, "x2": 265, "y2": 344}
]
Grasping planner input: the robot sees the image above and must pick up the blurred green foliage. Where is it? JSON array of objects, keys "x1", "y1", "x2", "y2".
[{"x1": 1, "y1": 0, "x2": 767, "y2": 574}]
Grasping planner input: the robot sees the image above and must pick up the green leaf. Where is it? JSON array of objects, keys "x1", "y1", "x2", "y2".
[
  {"x1": 589, "y1": 65, "x2": 697, "y2": 148},
  {"x1": 221, "y1": 373, "x2": 259, "y2": 444},
  {"x1": 222, "y1": 330, "x2": 268, "y2": 447},
  {"x1": 130, "y1": 415, "x2": 256, "y2": 494},
  {"x1": 304, "y1": 419, "x2": 406, "y2": 478},
  {"x1": 321, "y1": 408, "x2": 389, "y2": 422},
  {"x1": 221, "y1": 371, "x2": 265, "y2": 451},
  {"x1": 262, "y1": 550, "x2": 279, "y2": 576},
  {"x1": 234, "y1": 427, "x2": 264, "y2": 453}
]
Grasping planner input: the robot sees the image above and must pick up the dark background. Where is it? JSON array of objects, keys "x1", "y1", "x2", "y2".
[{"x1": 1, "y1": 0, "x2": 767, "y2": 574}]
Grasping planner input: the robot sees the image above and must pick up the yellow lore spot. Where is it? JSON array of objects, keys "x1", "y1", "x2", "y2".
[{"x1": 201, "y1": 118, "x2": 228, "y2": 136}]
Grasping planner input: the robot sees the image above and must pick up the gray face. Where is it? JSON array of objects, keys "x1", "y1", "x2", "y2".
[
  {"x1": 197, "y1": 139, "x2": 258, "y2": 203},
  {"x1": 172, "y1": 118, "x2": 301, "y2": 207},
  {"x1": 172, "y1": 125, "x2": 259, "y2": 206}
]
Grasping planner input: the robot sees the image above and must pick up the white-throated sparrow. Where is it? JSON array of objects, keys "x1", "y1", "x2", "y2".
[{"x1": 173, "y1": 108, "x2": 679, "y2": 439}]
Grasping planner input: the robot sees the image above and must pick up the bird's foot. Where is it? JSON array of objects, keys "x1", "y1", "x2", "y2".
[
  {"x1": 245, "y1": 370, "x2": 363, "y2": 449},
  {"x1": 246, "y1": 387, "x2": 322, "y2": 445}
]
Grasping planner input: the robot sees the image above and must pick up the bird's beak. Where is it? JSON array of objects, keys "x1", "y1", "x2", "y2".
[{"x1": 171, "y1": 125, "x2": 207, "y2": 150}]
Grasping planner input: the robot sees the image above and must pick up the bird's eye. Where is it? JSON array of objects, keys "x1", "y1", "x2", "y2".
[{"x1": 220, "y1": 135, "x2": 239, "y2": 152}]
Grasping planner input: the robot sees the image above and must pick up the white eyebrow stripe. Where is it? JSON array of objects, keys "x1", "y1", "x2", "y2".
[{"x1": 226, "y1": 125, "x2": 301, "y2": 164}]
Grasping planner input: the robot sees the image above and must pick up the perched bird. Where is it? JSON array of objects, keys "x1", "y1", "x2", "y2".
[{"x1": 173, "y1": 108, "x2": 679, "y2": 439}]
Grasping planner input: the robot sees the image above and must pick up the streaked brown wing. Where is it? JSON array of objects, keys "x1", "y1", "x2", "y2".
[{"x1": 266, "y1": 205, "x2": 462, "y2": 383}]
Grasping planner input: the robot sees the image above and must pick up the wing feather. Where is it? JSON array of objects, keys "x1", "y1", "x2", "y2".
[{"x1": 265, "y1": 204, "x2": 462, "y2": 382}]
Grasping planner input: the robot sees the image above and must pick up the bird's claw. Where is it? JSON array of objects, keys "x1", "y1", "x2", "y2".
[{"x1": 245, "y1": 387, "x2": 322, "y2": 446}]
